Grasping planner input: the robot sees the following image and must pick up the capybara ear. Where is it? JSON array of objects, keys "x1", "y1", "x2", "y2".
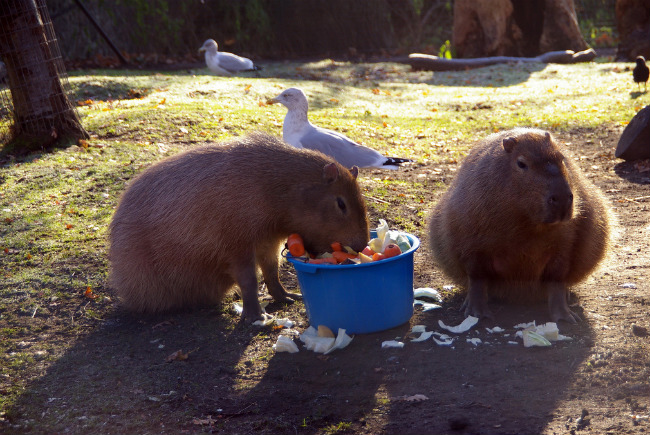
[
  {"x1": 503, "y1": 137, "x2": 517, "y2": 153},
  {"x1": 323, "y1": 162, "x2": 340, "y2": 183},
  {"x1": 544, "y1": 132, "x2": 552, "y2": 142},
  {"x1": 349, "y1": 166, "x2": 359, "y2": 179}
]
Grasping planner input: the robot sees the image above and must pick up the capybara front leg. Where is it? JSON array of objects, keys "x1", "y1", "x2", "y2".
[
  {"x1": 233, "y1": 261, "x2": 264, "y2": 323},
  {"x1": 461, "y1": 278, "x2": 493, "y2": 319},
  {"x1": 257, "y1": 244, "x2": 301, "y2": 303},
  {"x1": 547, "y1": 283, "x2": 581, "y2": 324}
]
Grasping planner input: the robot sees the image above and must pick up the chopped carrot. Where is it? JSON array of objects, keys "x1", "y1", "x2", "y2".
[
  {"x1": 287, "y1": 233, "x2": 305, "y2": 257},
  {"x1": 372, "y1": 252, "x2": 386, "y2": 261},
  {"x1": 330, "y1": 242, "x2": 343, "y2": 252},
  {"x1": 361, "y1": 246, "x2": 375, "y2": 257},
  {"x1": 308, "y1": 257, "x2": 338, "y2": 265},
  {"x1": 383, "y1": 244, "x2": 402, "y2": 259},
  {"x1": 332, "y1": 250, "x2": 356, "y2": 263}
]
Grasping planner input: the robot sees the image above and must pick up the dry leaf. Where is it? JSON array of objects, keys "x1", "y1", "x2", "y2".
[
  {"x1": 84, "y1": 286, "x2": 99, "y2": 299},
  {"x1": 193, "y1": 416, "x2": 217, "y2": 425},
  {"x1": 166, "y1": 350, "x2": 189, "y2": 362}
]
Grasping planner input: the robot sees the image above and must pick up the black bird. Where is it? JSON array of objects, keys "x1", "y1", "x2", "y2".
[{"x1": 633, "y1": 56, "x2": 649, "y2": 92}]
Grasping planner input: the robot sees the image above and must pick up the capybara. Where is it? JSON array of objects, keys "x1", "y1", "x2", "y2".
[
  {"x1": 108, "y1": 132, "x2": 370, "y2": 322},
  {"x1": 428, "y1": 128, "x2": 611, "y2": 323}
]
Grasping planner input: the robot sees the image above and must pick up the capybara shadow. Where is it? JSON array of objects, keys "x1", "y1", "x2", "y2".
[
  {"x1": 428, "y1": 128, "x2": 612, "y2": 323},
  {"x1": 108, "y1": 133, "x2": 369, "y2": 322}
]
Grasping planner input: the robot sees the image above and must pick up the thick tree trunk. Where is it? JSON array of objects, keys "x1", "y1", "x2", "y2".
[
  {"x1": 0, "y1": 0, "x2": 88, "y2": 153},
  {"x1": 453, "y1": 0, "x2": 589, "y2": 59},
  {"x1": 615, "y1": 0, "x2": 650, "y2": 61}
]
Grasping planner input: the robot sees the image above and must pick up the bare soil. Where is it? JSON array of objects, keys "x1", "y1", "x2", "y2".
[{"x1": 2, "y1": 128, "x2": 649, "y2": 435}]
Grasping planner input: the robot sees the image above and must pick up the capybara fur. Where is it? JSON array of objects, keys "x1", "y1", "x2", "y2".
[
  {"x1": 428, "y1": 128, "x2": 611, "y2": 323},
  {"x1": 108, "y1": 133, "x2": 369, "y2": 322}
]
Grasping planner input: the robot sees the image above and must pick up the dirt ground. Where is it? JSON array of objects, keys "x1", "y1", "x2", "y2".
[{"x1": 2, "y1": 127, "x2": 649, "y2": 435}]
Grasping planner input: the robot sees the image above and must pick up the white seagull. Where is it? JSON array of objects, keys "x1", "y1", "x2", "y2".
[
  {"x1": 270, "y1": 88, "x2": 412, "y2": 169},
  {"x1": 198, "y1": 39, "x2": 261, "y2": 76}
]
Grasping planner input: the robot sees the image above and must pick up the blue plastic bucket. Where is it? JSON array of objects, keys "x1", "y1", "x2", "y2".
[{"x1": 287, "y1": 232, "x2": 420, "y2": 334}]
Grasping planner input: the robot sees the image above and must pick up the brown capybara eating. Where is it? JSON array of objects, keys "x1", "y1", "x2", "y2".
[
  {"x1": 428, "y1": 128, "x2": 611, "y2": 323},
  {"x1": 108, "y1": 133, "x2": 369, "y2": 322}
]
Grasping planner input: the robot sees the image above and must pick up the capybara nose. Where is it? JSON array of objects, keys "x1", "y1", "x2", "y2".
[{"x1": 547, "y1": 191, "x2": 573, "y2": 221}]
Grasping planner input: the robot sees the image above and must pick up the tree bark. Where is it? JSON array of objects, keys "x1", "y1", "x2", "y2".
[
  {"x1": 0, "y1": 0, "x2": 88, "y2": 154},
  {"x1": 452, "y1": 0, "x2": 589, "y2": 59},
  {"x1": 615, "y1": 0, "x2": 650, "y2": 61}
]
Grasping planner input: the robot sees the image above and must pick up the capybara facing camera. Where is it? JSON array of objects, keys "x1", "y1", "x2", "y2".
[
  {"x1": 428, "y1": 128, "x2": 612, "y2": 323},
  {"x1": 108, "y1": 133, "x2": 370, "y2": 322}
]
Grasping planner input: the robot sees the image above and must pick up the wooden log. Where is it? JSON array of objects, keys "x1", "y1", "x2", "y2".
[
  {"x1": 404, "y1": 48, "x2": 596, "y2": 71},
  {"x1": 616, "y1": 105, "x2": 650, "y2": 161}
]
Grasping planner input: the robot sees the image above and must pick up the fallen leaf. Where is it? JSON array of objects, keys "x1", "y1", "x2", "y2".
[
  {"x1": 166, "y1": 349, "x2": 189, "y2": 362},
  {"x1": 193, "y1": 416, "x2": 217, "y2": 425},
  {"x1": 84, "y1": 286, "x2": 99, "y2": 299}
]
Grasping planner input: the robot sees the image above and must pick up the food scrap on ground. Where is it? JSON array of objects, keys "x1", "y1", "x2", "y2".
[
  {"x1": 413, "y1": 287, "x2": 442, "y2": 311},
  {"x1": 273, "y1": 335, "x2": 300, "y2": 353},
  {"x1": 515, "y1": 321, "x2": 572, "y2": 347},
  {"x1": 438, "y1": 316, "x2": 479, "y2": 334},
  {"x1": 300, "y1": 326, "x2": 353, "y2": 354},
  {"x1": 381, "y1": 340, "x2": 405, "y2": 348}
]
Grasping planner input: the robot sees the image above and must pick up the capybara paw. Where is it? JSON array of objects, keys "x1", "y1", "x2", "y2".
[
  {"x1": 461, "y1": 297, "x2": 494, "y2": 319},
  {"x1": 550, "y1": 305, "x2": 581, "y2": 324},
  {"x1": 242, "y1": 308, "x2": 264, "y2": 323}
]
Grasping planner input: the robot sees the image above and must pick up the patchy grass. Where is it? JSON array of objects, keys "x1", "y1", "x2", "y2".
[{"x1": 0, "y1": 58, "x2": 647, "y2": 433}]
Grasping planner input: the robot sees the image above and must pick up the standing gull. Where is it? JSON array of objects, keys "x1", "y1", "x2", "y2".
[
  {"x1": 270, "y1": 88, "x2": 412, "y2": 169},
  {"x1": 198, "y1": 39, "x2": 261, "y2": 76}
]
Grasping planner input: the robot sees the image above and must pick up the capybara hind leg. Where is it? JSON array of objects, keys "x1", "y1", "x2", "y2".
[
  {"x1": 233, "y1": 260, "x2": 264, "y2": 322},
  {"x1": 257, "y1": 245, "x2": 301, "y2": 303},
  {"x1": 461, "y1": 278, "x2": 493, "y2": 319},
  {"x1": 547, "y1": 283, "x2": 581, "y2": 324}
]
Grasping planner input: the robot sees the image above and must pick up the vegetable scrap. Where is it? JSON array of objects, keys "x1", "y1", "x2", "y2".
[
  {"x1": 438, "y1": 316, "x2": 479, "y2": 334},
  {"x1": 413, "y1": 287, "x2": 442, "y2": 311},
  {"x1": 381, "y1": 340, "x2": 405, "y2": 348},
  {"x1": 514, "y1": 321, "x2": 572, "y2": 347},
  {"x1": 286, "y1": 219, "x2": 412, "y2": 265},
  {"x1": 273, "y1": 335, "x2": 299, "y2": 353},
  {"x1": 300, "y1": 326, "x2": 353, "y2": 354}
]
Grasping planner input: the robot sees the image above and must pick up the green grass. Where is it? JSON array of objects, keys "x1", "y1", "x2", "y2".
[{"x1": 0, "y1": 58, "x2": 646, "y2": 430}]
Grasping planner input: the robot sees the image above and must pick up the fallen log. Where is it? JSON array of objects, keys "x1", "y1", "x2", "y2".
[{"x1": 403, "y1": 48, "x2": 597, "y2": 71}]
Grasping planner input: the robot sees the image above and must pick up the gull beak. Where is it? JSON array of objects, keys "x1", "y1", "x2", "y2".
[
  {"x1": 198, "y1": 46, "x2": 206, "y2": 53},
  {"x1": 267, "y1": 97, "x2": 278, "y2": 105}
]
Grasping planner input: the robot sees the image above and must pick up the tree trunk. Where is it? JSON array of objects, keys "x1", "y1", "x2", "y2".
[
  {"x1": 615, "y1": 0, "x2": 650, "y2": 61},
  {"x1": 0, "y1": 0, "x2": 88, "y2": 154},
  {"x1": 453, "y1": 0, "x2": 589, "y2": 58}
]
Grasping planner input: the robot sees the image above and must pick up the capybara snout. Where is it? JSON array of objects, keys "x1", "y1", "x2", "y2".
[
  {"x1": 545, "y1": 184, "x2": 574, "y2": 223},
  {"x1": 288, "y1": 163, "x2": 369, "y2": 254},
  {"x1": 108, "y1": 132, "x2": 369, "y2": 322},
  {"x1": 429, "y1": 128, "x2": 611, "y2": 323}
]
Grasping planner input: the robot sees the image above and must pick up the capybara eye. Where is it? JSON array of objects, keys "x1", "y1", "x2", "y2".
[
  {"x1": 517, "y1": 158, "x2": 528, "y2": 170},
  {"x1": 336, "y1": 197, "x2": 347, "y2": 213}
]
